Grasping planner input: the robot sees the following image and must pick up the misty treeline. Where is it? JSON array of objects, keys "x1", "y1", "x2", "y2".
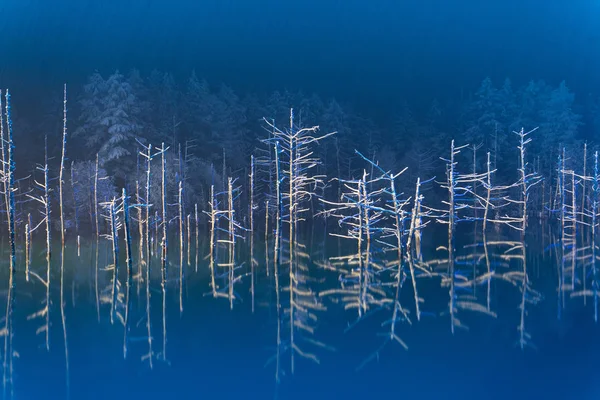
[{"x1": 6, "y1": 69, "x2": 594, "y2": 234}]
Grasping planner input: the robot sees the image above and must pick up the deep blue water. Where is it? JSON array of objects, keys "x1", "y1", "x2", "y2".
[{"x1": 3, "y1": 225, "x2": 600, "y2": 400}]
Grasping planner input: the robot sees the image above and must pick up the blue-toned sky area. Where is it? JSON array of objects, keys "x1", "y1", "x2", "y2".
[{"x1": 1, "y1": 1, "x2": 598, "y2": 119}]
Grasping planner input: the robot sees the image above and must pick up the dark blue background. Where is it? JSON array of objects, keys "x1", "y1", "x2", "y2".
[{"x1": 1, "y1": 1, "x2": 598, "y2": 120}]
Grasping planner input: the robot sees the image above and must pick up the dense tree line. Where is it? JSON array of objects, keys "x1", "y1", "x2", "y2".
[
  {"x1": 8, "y1": 70, "x2": 595, "y2": 228},
  {"x1": 70, "y1": 70, "x2": 589, "y2": 182}
]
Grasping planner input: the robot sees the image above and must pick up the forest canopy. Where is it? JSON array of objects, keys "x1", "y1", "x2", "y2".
[{"x1": 7, "y1": 69, "x2": 594, "y2": 211}]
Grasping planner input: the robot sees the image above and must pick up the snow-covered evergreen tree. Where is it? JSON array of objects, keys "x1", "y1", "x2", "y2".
[
  {"x1": 540, "y1": 80, "x2": 582, "y2": 149},
  {"x1": 100, "y1": 71, "x2": 141, "y2": 175},
  {"x1": 76, "y1": 72, "x2": 108, "y2": 155},
  {"x1": 212, "y1": 83, "x2": 248, "y2": 170},
  {"x1": 148, "y1": 70, "x2": 181, "y2": 146},
  {"x1": 466, "y1": 77, "x2": 501, "y2": 150},
  {"x1": 184, "y1": 70, "x2": 214, "y2": 146},
  {"x1": 76, "y1": 70, "x2": 142, "y2": 177}
]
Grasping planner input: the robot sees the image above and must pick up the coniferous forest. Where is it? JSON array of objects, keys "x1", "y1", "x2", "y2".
[{"x1": 1, "y1": 2, "x2": 600, "y2": 400}]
